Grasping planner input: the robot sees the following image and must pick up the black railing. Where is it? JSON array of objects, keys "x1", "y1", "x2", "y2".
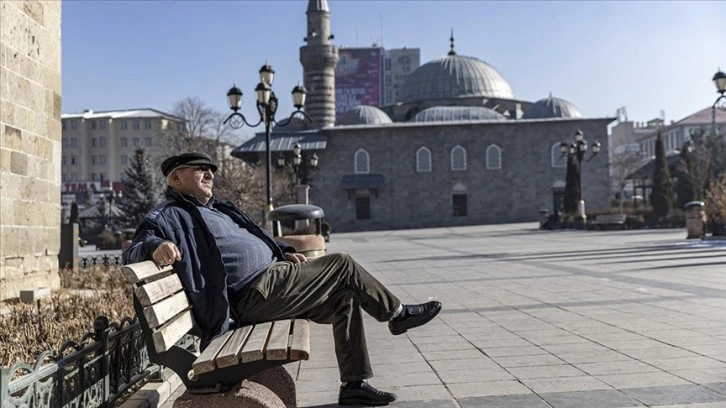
[
  {"x1": 0, "y1": 316, "x2": 157, "y2": 408},
  {"x1": 78, "y1": 256, "x2": 124, "y2": 268}
]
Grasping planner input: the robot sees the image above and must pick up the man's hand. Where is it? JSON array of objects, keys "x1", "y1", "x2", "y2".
[
  {"x1": 152, "y1": 241, "x2": 182, "y2": 266},
  {"x1": 284, "y1": 252, "x2": 307, "y2": 263}
]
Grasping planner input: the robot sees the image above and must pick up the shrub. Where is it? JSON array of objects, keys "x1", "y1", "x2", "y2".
[{"x1": 0, "y1": 265, "x2": 133, "y2": 367}]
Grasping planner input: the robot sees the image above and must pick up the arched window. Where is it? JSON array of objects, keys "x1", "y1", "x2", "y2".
[
  {"x1": 416, "y1": 146, "x2": 432, "y2": 172},
  {"x1": 486, "y1": 144, "x2": 502, "y2": 170},
  {"x1": 551, "y1": 143, "x2": 566, "y2": 168},
  {"x1": 354, "y1": 149, "x2": 370, "y2": 174},
  {"x1": 451, "y1": 145, "x2": 466, "y2": 171}
]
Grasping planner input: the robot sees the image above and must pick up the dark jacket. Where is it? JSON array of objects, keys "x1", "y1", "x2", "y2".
[{"x1": 122, "y1": 188, "x2": 292, "y2": 347}]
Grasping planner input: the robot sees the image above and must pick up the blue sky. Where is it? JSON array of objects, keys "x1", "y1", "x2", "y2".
[{"x1": 62, "y1": 0, "x2": 725, "y2": 138}]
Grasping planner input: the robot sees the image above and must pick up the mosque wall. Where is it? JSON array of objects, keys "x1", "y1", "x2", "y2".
[{"x1": 312, "y1": 119, "x2": 612, "y2": 232}]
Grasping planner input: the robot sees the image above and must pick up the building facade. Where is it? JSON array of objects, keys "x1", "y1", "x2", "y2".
[
  {"x1": 381, "y1": 48, "x2": 421, "y2": 106},
  {"x1": 60, "y1": 108, "x2": 184, "y2": 216},
  {"x1": 0, "y1": 1, "x2": 63, "y2": 301},
  {"x1": 232, "y1": 0, "x2": 614, "y2": 233}
]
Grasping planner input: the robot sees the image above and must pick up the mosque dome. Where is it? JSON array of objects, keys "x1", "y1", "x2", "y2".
[
  {"x1": 338, "y1": 105, "x2": 393, "y2": 126},
  {"x1": 410, "y1": 106, "x2": 506, "y2": 123},
  {"x1": 399, "y1": 53, "x2": 515, "y2": 103},
  {"x1": 523, "y1": 95, "x2": 582, "y2": 119}
]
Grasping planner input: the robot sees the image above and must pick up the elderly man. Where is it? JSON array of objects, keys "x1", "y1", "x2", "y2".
[{"x1": 123, "y1": 152, "x2": 442, "y2": 406}]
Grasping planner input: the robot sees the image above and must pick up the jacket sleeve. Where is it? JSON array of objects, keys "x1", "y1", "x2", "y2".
[{"x1": 122, "y1": 217, "x2": 169, "y2": 265}]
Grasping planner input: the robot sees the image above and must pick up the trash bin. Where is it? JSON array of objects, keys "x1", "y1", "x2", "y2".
[
  {"x1": 268, "y1": 204, "x2": 327, "y2": 258},
  {"x1": 684, "y1": 201, "x2": 706, "y2": 239}
]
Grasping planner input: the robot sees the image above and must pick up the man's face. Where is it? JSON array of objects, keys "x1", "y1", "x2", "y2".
[{"x1": 172, "y1": 164, "x2": 215, "y2": 204}]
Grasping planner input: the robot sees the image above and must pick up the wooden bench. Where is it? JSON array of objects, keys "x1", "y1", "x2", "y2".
[
  {"x1": 121, "y1": 260, "x2": 311, "y2": 394},
  {"x1": 592, "y1": 213, "x2": 627, "y2": 230}
]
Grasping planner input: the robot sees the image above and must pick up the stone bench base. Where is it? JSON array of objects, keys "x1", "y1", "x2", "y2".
[{"x1": 174, "y1": 366, "x2": 296, "y2": 408}]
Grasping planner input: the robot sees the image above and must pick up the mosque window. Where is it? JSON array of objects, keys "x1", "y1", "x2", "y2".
[
  {"x1": 551, "y1": 143, "x2": 566, "y2": 168},
  {"x1": 486, "y1": 144, "x2": 502, "y2": 170},
  {"x1": 451, "y1": 146, "x2": 467, "y2": 171},
  {"x1": 416, "y1": 147, "x2": 432, "y2": 172},
  {"x1": 354, "y1": 149, "x2": 370, "y2": 174}
]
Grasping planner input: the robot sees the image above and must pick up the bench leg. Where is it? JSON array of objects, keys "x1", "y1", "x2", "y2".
[{"x1": 249, "y1": 365, "x2": 297, "y2": 408}]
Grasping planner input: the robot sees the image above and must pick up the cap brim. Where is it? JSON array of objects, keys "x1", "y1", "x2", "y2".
[{"x1": 182, "y1": 159, "x2": 218, "y2": 172}]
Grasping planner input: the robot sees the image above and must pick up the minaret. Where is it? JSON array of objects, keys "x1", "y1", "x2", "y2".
[{"x1": 300, "y1": 0, "x2": 339, "y2": 128}]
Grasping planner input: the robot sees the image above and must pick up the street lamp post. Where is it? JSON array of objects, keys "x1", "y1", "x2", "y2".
[
  {"x1": 223, "y1": 63, "x2": 311, "y2": 224},
  {"x1": 560, "y1": 129, "x2": 601, "y2": 225},
  {"x1": 712, "y1": 69, "x2": 726, "y2": 136},
  {"x1": 276, "y1": 142, "x2": 319, "y2": 187}
]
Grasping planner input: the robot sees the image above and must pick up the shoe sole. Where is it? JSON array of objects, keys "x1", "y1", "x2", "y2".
[
  {"x1": 339, "y1": 399, "x2": 393, "y2": 406},
  {"x1": 389, "y1": 302, "x2": 442, "y2": 335}
]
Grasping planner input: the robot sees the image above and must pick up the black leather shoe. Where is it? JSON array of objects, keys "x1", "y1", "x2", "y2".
[
  {"x1": 339, "y1": 381, "x2": 397, "y2": 406},
  {"x1": 388, "y1": 301, "x2": 442, "y2": 335}
]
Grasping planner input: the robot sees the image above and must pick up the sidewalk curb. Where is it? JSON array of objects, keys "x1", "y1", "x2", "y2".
[{"x1": 118, "y1": 369, "x2": 183, "y2": 408}]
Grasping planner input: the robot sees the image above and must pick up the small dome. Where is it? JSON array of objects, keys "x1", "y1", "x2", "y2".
[
  {"x1": 410, "y1": 106, "x2": 506, "y2": 123},
  {"x1": 399, "y1": 54, "x2": 515, "y2": 103},
  {"x1": 523, "y1": 96, "x2": 582, "y2": 119},
  {"x1": 338, "y1": 105, "x2": 392, "y2": 126}
]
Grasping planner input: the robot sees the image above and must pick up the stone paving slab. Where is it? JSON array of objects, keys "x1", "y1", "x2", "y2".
[{"x1": 293, "y1": 224, "x2": 726, "y2": 407}]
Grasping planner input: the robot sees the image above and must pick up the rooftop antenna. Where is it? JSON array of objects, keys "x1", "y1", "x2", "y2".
[
  {"x1": 448, "y1": 28, "x2": 456, "y2": 56},
  {"x1": 379, "y1": 14, "x2": 383, "y2": 47}
]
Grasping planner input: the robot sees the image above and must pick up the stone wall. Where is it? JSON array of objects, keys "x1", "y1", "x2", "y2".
[
  {"x1": 0, "y1": 1, "x2": 62, "y2": 300},
  {"x1": 312, "y1": 118, "x2": 613, "y2": 232}
]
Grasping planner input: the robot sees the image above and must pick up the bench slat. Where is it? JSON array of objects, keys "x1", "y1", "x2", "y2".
[
  {"x1": 192, "y1": 330, "x2": 233, "y2": 376},
  {"x1": 135, "y1": 274, "x2": 184, "y2": 307},
  {"x1": 290, "y1": 319, "x2": 310, "y2": 360},
  {"x1": 143, "y1": 291, "x2": 190, "y2": 328},
  {"x1": 266, "y1": 320, "x2": 292, "y2": 360},
  {"x1": 216, "y1": 325, "x2": 253, "y2": 368},
  {"x1": 240, "y1": 322, "x2": 272, "y2": 363},
  {"x1": 152, "y1": 309, "x2": 194, "y2": 352},
  {"x1": 122, "y1": 261, "x2": 174, "y2": 284}
]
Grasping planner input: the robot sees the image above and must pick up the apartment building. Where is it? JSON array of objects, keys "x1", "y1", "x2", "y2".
[
  {"x1": 381, "y1": 47, "x2": 420, "y2": 106},
  {"x1": 612, "y1": 107, "x2": 726, "y2": 161},
  {"x1": 60, "y1": 108, "x2": 184, "y2": 210},
  {"x1": 61, "y1": 108, "x2": 183, "y2": 182}
]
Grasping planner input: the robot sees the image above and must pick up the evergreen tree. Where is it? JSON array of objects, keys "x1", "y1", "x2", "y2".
[
  {"x1": 117, "y1": 148, "x2": 164, "y2": 228},
  {"x1": 675, "y1": 142, "x2": 695, "y2": 209},
  {"x1": 650, "y1": 133, "x2": 673, "y2": 218},
  {"x1": 563, "y1": 154, "x2": 580, "y2": 214}
]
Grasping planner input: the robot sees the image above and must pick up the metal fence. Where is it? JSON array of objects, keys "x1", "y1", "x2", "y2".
[{"x1": 1, "y1": 315, "x2": 156, "y2": 408}]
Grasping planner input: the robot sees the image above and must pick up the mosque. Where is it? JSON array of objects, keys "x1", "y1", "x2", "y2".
[{"x1": 233, "y1": 0, "x2": 614, "y2": 232}]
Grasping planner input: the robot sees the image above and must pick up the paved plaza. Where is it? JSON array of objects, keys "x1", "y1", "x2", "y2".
[{"x1": 293, "y1": 223, "x2": 726, "y2": 408}]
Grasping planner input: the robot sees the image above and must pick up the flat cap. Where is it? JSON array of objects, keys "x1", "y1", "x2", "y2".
[{"x1": 160, "y1": 152, "x2": 218, "y2": 176}]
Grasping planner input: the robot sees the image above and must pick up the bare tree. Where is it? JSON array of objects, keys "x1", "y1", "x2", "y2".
[
  {"x1": 213, "y1": 156, "x2": 295, "y2": 225},
  {"x1": 156, "y1": 96, "x2": 290, "y2": 224},
  {"x1": 689, "y1": 129, "x2": 713, "y2": 200},
  {"x1": 610, "y1": 145, "x2": 642, "y2": 213}
]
